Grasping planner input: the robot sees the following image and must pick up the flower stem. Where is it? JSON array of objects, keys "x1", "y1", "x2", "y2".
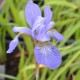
[{"x1": 34, "y1": 56, "x2": 39, "y2": 80}]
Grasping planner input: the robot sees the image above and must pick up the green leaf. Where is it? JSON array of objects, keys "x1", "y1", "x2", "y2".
[
  {"x1": 9, "y1": 0, "x2": 22, "y2": 25},
  {"x1": 52, "y1": 51, "x2": 80, "y2": 80},
  {"x1": 17, "y1": 49, "x2": 27, "y2": 80},
  {"x1": 40, "y1": 68, "x2": 48, "y2": 80},
  {"x1": 75, "y1": 69, "x2": 80, "y2": 80},
  {"x1": 45, "y1": 0, "x2": 78, "y2": 9},
  {"x1": 21, "y1": 64, "x2": 44, "y2": 72},
  {"x1": 0, "y1": 73, "x2": 16, "y2": 80},
  {"x1": 59, "y1": 21, "x2": 80, "y2": 47}
]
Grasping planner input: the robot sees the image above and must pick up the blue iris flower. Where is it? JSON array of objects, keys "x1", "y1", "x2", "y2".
[{"x1": 7, "y1": 0, "x2": 64, "y2": 69}]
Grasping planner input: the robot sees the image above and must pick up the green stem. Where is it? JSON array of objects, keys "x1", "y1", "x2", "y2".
[
  {"x1": 34, "y1": 56, "x2": 39, "y2": 80},
  {"x1": 0, "y1": 73, "x2": 16, "y2": 80}
]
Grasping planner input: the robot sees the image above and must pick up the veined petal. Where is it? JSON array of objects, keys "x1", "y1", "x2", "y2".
[
  {"x1": 41, "y1": 21, "x2": 55, "y2": 33},
  {"x1": 36, "y1": 34, "x2": 50, "y2": 42},
  {"x1": 34, "y1": 44, "x2": 62, "y2": 69},
  {"x1": 44, "y1": 6, "x2": 52, "y2": 24},
  {"x1": 13, "y1": 26, "x2": 32, "y2": 35},
  {"x1": 6, "y1": 36, "x2": 19, "y2": 53},
  {"x1": 47, "y1": 30, "x2": 64, "y2": 42},
  {"x1": 32, "y1": 16, "x2": 45, "y2": 32},
  {"x1": 32, "y1": 16, "x2": 45, "y2": 38},
  {"x1": 32, "y1": 25, "x2": 45, "y2": 38},
  {"x1": 46, "y1": 21, "x2": 55, "y2": 31},
  {"x1": 25, "y1": 0, "x2": 41, "y2": 27},
  {"x1": 38, "y1": 25, "x2": 45, "y2": 34}
]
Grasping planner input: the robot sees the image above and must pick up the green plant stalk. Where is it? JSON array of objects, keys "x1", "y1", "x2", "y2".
[
  {"x1": 0, "y1": 28, "x2": 6, "y2": 63},
  {"x1": 0, "y1": 73, "x2": 16, "y2": 80},
  {"x1": 75, "y1": 29, "x2": 80, "y2": 40},
  {"x1": 9, "y1": 0, "x2": 22, "y2": 25},
  {"x1": 34, "y1": 56, "x2": 39, "y2": 80},
  {"x1": 20, "y1": 64, "x2": 44, "y2": 71},
  {"x1": 41, "y1": 68, "x2": 48, "y2": 80},
  {"x1": 52, "y1": 51, "x2": 80, "y2": 80}
]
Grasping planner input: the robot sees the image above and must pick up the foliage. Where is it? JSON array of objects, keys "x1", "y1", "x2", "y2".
[{"x1": 0, "y1": 0, "x2": 80, "y2": 80}]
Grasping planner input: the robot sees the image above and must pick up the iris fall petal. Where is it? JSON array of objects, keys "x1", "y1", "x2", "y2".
[
  {"x1": 34, "y1": 44, "x2": 62, "y2": 69},
  {"x1": 7, "y1": 36, "x2": 19, "y2": 53}
]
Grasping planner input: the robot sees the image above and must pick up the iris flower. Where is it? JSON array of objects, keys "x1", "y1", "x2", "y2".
[{"x1": 7, "y1": 0, "x2": 64, "y2": 69}]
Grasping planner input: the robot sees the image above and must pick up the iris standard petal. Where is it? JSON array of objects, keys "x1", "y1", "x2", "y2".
[
  {"x1": 46, "y1": 21, "x2": 55, "y2": 31},
  {"x1": 34, "y1": 44, "x2": 62, "y2": 69},
  {"x1": 6, "y1": 36, "x2": 19, "y2": 53},
  {"x1": 44, "y1": 6, "x2": 52, "y2": 24},
  {"x1": 25, "y1": 0, "x2": 41, "y2": 27},
  {"x1": 35, "y1": 34, "x2": 50, "y2": 42},
  {"x1": 32, "y1": 16, "x2": 45, "y2": 32},
  {"x1": 47, "y1": 30, "x2": 64, "y2": 42},
  {"x1": 13, "y1": 26, "x2": 32, "y2": 35},
  {"x1": 42, "y1": 21, "x2": 55, "y2": 33},
  {"x1": 32, "y1": 16, "x2": 45, "y2": 38}
]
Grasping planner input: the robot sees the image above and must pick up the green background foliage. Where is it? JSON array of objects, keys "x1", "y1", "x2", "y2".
[{"x1": 0, "y1": 0, "x2": 80, "y2": 80}]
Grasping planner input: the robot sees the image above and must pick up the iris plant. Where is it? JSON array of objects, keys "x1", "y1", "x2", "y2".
[{"x1": 7, "y1": 0, "x2": 64, "y2": 69}]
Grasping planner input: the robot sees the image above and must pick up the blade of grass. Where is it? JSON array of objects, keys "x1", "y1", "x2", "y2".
[
  {"x1": 58, "y1": 21, "x2": 80, "y2": 47},
  {"x1": 75, "y1": 69, "x2": 80, "y2": 80},
  {"x1": 9, "y1": 0, "x2": 22, "y2": 25},
  {"x1": 40, "y1": 68, "x2": 48, "y2": 80},
  {"x1": 21, "y1": 64, "x2": 44, "y2": 72},
  {"x1": 0, "y1": 73, "x2": 16, "y2": 80},
  {"x1": 52, "y1": 51, "x2": 80, "y2": 80},
  {"x1": 45, "y1": 0, "x2": 78, "y2": 9}
]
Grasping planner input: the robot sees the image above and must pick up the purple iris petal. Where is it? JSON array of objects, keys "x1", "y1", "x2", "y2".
[
  {"x1": 32, "y1": 16, "x2": 45, "y2": 32},
  {"x1": 6, "y1": 36, "x2": 19, "y2": 53},
  {"x1": 32, "y1": 16, "x2": 45, "y2": 38},
  {"x1": 44, "y1": 6, "x2": 52, "y2": 24},
  {"x1": 47, "y1": 30, "x2": 64, "y2": 42},
  {"x1": 34, "y1": 44, "x2": 62, "y2": 69},
  {"x1": 13, "y1": 26, "x2": 32, "y2": 35},
  {"x1": 32, "y1": 25, "x2": 45, "y2": 38},
  {"x1": 35, "y1": 21, "x2": 55, "y2": 34},
  {"x1": 46, "y1": 21, "x2": 55, "y2": 32},
  {"x1": 36, "y1": 34, "x2": 50, "y2": 42},
  {"x1": 25, "y1": 0, "x2": 41, "y2": 27},
  {"x1": 37, "y1": 25, "x2": 45, "y2": 34}
]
